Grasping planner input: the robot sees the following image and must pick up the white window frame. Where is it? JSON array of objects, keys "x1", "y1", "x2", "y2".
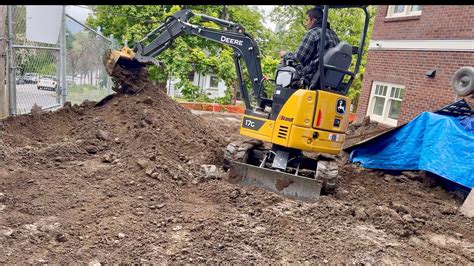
[
  {"x1": 209, "y1": 75, "x2": 220, "y2": 88},
  {"x1": 366, "y1": 81, "x2": 405, "y2": 127},
  {"x1": 386, "y1": 5, "x2": 422, "y2": 18}
]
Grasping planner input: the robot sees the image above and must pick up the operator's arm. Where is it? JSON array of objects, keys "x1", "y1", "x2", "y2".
[{"x1": 283, "y1": 30, "x2": 318, "y2": 66}]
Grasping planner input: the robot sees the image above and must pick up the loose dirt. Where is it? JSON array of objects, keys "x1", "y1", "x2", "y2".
[{"x1": 0, "y1": 65, "x2": 472, "y2": 264}]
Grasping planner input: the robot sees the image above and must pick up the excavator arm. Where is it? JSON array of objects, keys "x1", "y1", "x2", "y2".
[{"x1": 106, "y1": 9, "x2": 271, "y2": 109}]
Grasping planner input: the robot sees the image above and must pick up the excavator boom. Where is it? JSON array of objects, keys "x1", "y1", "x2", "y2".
[{"x1": 104, "y1": 9, "x2": 270, "y2": 110}]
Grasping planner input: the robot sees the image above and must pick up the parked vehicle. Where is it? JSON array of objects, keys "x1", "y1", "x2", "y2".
[
  {"x1": 23, "y1": 73, "x2": 39, "y2": 84},
  {"x1": 37, "y1": 76, "x2": 58, "y2": 91},
  {"x1": 15, "y1": 76, "x2": 25, "y2": 85}
]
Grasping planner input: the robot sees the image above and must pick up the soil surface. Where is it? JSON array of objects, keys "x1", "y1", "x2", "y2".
[{"x1": 1, "y1": 65, "x2": 472, "y2": 264}]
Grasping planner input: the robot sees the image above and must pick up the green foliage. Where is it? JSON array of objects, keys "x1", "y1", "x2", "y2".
[
  {"x1": 38, "y1": 63, "x2": 56, "y2": 76},
  {"x1": 195, "y1": 94, "x2": 213, "y2": 103},
  {"x1": 261, "y1": 56, "x2": 280, "y2": 96},
  {"x1": 20, "y1": 50, "x2": 57, "y2": 76},
  {"x1": 147, "y1": 64, "x2": 168, "y2": 84},
  {"x1": 215, "y1": 88, "x2": 233, "y2": 105},
  {"x1": 177, "y1": 78, "x2": 201, "y2": 101}
]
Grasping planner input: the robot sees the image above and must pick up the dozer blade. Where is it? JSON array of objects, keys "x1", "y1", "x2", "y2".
[{"x1": 229, "y1": 161, "x2": 323, "y2": 201}]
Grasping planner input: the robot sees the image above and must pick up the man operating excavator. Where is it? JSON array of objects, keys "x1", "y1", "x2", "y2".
[{"x1": 278, "y1": 7, "x2": 340, "y2": 85}]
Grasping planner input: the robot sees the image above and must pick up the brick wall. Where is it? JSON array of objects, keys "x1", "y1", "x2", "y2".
[
  {"x1": 356, "y1": 50, "x2": 474, "y2": 126},
  {"x1": 372, "y1": 5, "x2": 474, "y2": 40}
]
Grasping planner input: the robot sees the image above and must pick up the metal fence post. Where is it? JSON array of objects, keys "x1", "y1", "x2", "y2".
[
  {"x1": 6, "y1": 5, "x2": 16, "y2": 116},
  {"x1": 0, "y1": 6, "x2": 8, "y2": 119},
  {"x1": 107, "y1": 34, "x2": 113, "y2": 95},
  {"x1": 60, "y1": 5, "x2": 67, "y2": 105}
]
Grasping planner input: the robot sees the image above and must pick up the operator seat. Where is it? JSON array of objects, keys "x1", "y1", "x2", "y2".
[{"x1": 309, "y1": 41, "x2": 353, "y2": 93}]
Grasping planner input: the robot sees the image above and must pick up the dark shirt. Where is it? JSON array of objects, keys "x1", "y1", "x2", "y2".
[{"x1": 283, "y1": 22, "x2": 340, "y2": 78}]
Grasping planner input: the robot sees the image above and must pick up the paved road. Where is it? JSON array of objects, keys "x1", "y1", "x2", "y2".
[{"x1": 15, "y1": 83, "x2": 60, "y2": 114}]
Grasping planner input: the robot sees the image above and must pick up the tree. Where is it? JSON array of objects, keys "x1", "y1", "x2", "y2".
[
  {"x1": 270, "y1": 6, "x2": 377, "y2": 104},
  {"x1": 19, "y1": 49, "x2": 57, "y2": 76},
  {"x1": 66, "y1": 30, "x2": 108, "y2": 85}
]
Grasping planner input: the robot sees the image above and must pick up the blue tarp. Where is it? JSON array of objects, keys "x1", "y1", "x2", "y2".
[
  {"x1": 460, "y1": 116, "x2": 474, "y2": 132},
  {"x1": 349, "y1": 112, "x2": 474, "y2": 189}
]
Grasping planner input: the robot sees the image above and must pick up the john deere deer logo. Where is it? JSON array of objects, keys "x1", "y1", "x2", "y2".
[{"x1": 336, "y1": 99, "x2": 346, "y2": 115}]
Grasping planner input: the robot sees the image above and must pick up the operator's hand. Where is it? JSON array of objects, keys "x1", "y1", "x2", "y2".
[{"x1": 278, "y1": 50, "x2": 287, "y2": 58}]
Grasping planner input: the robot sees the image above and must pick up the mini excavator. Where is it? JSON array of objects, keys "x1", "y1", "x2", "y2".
[{"x1": 104, "y1": 6, "x2": 371, "y2": 200}]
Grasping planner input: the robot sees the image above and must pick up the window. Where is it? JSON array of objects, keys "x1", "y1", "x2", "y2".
[
  {"x1": 209, "y1": 76, "x2": 220, "y2": 88},
  {"x1": 187, "y1": 71, "x2": 195, "y2": 82},
  {"x1": 367, "y1": 82, "x2": 405, "y2": 126},
  {"x1": 386, "y1": 5, "x2": 422, "y2": 18}
]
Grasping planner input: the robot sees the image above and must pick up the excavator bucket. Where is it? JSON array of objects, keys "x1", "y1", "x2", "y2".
[
  {"x1": 229, "y1": 162, "x2": 323, "y2": 201},
  {"x1": 104, "y1": 46, "x2": 139, "y2": 76}
]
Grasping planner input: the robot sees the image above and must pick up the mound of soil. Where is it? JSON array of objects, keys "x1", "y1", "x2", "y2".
[
  {"x1": 0, "y1": 65, "x2": 472, "y2": 264},
  {"x1": 343, "y1": 116, "x2": 390, "y2": 149}
]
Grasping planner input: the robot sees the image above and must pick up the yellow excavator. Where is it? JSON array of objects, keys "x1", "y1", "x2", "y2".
[{"x1": 104, "y1": 5, "x2": 371, "y2": 200}]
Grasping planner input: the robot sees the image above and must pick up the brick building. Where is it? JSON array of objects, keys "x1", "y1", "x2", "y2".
[{"x1": 356, "y1": 5, "x2": 474, "y2": 127}]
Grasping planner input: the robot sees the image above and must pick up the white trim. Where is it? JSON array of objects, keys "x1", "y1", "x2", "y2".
[
  {"x1": 369, "y1": 40, "x2": 474, "y2": 52},
  {"x1": 386, "y1": 5, "x2": 422, "y2": 18}
]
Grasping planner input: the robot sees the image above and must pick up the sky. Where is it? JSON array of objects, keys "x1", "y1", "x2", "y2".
[
  {"x1": 65, "y1": 5, "x2": 90, "y2": 22},
  {"x1": 66, "y1": 5, "x2": 278, "y2": 32},
  {"x1": 65, "y1": 5, "x2": 94, "y2": 34},
  {"x1": 254, "y1": 5, "x2": 277, "y2": 31}
]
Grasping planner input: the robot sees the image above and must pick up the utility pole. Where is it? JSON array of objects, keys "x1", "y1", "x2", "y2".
[{"x1": 0, "y1": 6, "x2": 8, "y2": 118}]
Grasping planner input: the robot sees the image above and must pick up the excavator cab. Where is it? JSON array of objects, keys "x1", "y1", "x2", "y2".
[{"x1": 103, "y1": 5, "x2": 371, "y2": 200}]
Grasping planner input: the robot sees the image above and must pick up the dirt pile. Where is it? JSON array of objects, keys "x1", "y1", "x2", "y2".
[
  {"x1": 0, "y1": 64, "x2": 226, "y2": 180},
  {"x1": 1, "y1": 66, "x2": 473, "y2": 263},
  {"x1": 343, "y1": 116, "x2": 391, "y2": 149}
]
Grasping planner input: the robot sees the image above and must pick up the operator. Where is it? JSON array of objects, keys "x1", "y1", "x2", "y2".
[{"x1": 278, "y1": 7, "x2": 340, "y2": 84}]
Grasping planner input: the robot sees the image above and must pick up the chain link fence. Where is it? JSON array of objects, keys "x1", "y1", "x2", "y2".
[
  {"x1": 65, "y1": 13, "x2": 113, "y2": 105},
  {"x1": 10, "y1": 5, "x2": 61, "y2": 114},
  {"x1": 5, "y1": 5, "x2": 114, "y2": 116}
]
